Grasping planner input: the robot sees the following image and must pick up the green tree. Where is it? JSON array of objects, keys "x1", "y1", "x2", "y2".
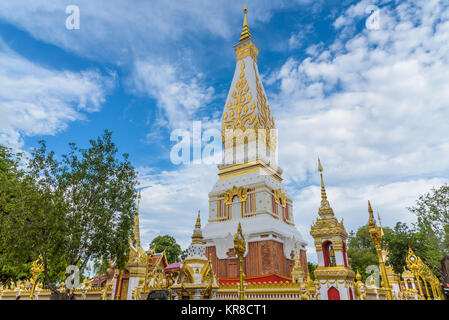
[
  {"x1": 0, "y1": 130, "x2": 138, "y2": 295},
  {"x1": 382, "y1": 222, "x2": 428, "y2": 275},
  {"x1": 149, "y1": 235, "x2": 182, "y2": 264},
  {"x1": 408, "y1": 185, "x2": 449, "y2": 277},
  {"x1": 0, "y1": 146, "x2": 32, "y2": 284},
  {"x1": 347, "y1": 224, "x2": 392, "y2": 281}
]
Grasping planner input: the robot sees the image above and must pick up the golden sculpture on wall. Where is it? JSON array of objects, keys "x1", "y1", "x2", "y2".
[
  {"x1": 273, "y1": 189, "x2": 287, "y2": 208},
  {"x1": 223, "y1": 186, "x2": 248, "y2": 205}
]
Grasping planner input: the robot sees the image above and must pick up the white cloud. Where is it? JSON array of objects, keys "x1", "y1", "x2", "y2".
[
  {"x1": 268, "y1": 0, "x2": 449, "y2": 185},
  {"x1": 137, "y1": 163, "x2": 217, "y2": 250},
  {"x1": 133, "y1": 0, "x2": 449, "y2": 259},
  {"x1": 131, "y1": 60, "x2": 214, "y2": 130},
  {"x1": 0, "y1": 38, "x2": 113, "y2": 149},
  {"x1": 0, "y1": 1, "x2": 317, "y2": 64}
]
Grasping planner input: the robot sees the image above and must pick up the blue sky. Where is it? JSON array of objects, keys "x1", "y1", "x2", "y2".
[{"x1": 1, "y1": 0, "x2": 449, "y2": 262}]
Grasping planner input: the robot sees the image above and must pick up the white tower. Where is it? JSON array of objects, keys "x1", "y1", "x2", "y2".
[{"x1": 201, "y1": 5, "x2": 307, "y2": 281}]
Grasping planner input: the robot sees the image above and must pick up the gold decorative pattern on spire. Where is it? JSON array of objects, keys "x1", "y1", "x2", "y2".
[
  {"x1": 239, "y1": 4, "x2": 251, "y2": 42},
  {"x1": 222, "y1": 60, "x2": 256, "y2": 132},
  {"x1": 254, "y1": 63, "x2": 275, "y2": 132}
]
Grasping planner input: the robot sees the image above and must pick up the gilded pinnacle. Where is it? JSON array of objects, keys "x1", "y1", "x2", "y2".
[
  {"x1": 195, "y1": 210, "x2": 201, "y2": 229},
  {"x1": 317, "y1": 158, "x2": 333, "y2": 216},
  {"x1": 239, "y1": 4, "x2": 251, "y2": 42},
  {"x1": 192, "y1": 210, "x2": 203, "y2": 244}
]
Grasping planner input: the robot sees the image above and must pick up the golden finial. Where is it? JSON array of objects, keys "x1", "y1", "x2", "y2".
[
  {"x1": 191, "y1": 210, "x2": 204, "y2": 244},
  {"x1": 195, "y1": 210, "x2": 201, "y2": 229},
  {"x1": 356, "y1": 271, "x2": 362, "y2": 282},
  {"x1": 239, "y1": 4, "x2": 251, "y2": 42},
  {"x1": 317, "y1": 157, "x2": 333, "y2": 216}
]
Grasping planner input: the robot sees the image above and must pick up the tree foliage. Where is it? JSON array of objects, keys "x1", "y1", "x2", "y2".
[
  {"x1": 408, "y1": 184, "x2": 449, "y2": 277},
  {"x1": 0, "y1": 130, "x2": 138, "y2": 293},
  {"x1": 382, "y1": 222, "x2": 429, "y2": 275},
  {"x1": 347, "y1": 225, "x2": 380, "y2": 281},
  {"x1": 0, "y1": 146, "x2": 32, "y2": 283},
  {"x1": 149, "y1": 235, "x2": 182, "y2": 264}
]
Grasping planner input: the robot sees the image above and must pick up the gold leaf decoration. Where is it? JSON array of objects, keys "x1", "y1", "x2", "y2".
[{"x1": 222, "y1": 60, "x2": 256, "y2": 133}]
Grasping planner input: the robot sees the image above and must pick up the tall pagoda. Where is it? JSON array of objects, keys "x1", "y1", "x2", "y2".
[{"x1": 202, "y1": 5, "x2": 308, "y2": 280}]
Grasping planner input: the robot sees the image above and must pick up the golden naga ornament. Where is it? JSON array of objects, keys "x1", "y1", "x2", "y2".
[
  {"x1": 29, "y1": 254, "x2": 44, "y2": 300},
  {"x1": 405, "y1": 248, "x2": 444, "y2": 300}
]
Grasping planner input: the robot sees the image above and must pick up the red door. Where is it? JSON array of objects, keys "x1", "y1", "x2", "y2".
[{"x1": 328, "y1": 287, "x2": 341, "y2": 300}]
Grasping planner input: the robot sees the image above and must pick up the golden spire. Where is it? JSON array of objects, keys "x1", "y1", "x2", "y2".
[
  {"x1": 133, "y1": 190, "x2": 142, "y2": 247},
  {"x1": 239, "y1": 4, "x2": 251, "y2": 42},
  {"x1": 191, "y1": 210, "x2": 204, "y2": 244},
  {"x1": 195, "y1": 210, "x2": 201, "y2": 229},
  {"x1": 317, "y1": 157, "x2": 333, "y2": 216}
]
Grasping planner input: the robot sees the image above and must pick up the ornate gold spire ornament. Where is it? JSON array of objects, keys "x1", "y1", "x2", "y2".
[
  {"x1": 367, "y1": 201, "x2": 393, "y2": 300},
  {"x1": 191, "y1": 210, "x2": 204, "y2": 244},
  {"x1": 239, "y1": 4, "x2": 251, "y2": 42},
  {"x1": 234, "y1": 222, "x2": 246, "y2": 300},
  {"x1": 317, "y1": 158, "x2": 334, "y2": 217}
]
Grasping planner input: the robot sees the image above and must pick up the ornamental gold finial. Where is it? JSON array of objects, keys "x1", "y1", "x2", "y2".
[
  {"x1": 195, "y1": 210, "x2": 201, "y2": 229},
  {"x1": 239, "y1": 4, "x2": 251, "y2": 42},
  {"x1": 191, "y1": 210, "x2": 204, "y2": 244},
  {"x1": 317, "y1": 158, "x2": 333, "y2": 216}
]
